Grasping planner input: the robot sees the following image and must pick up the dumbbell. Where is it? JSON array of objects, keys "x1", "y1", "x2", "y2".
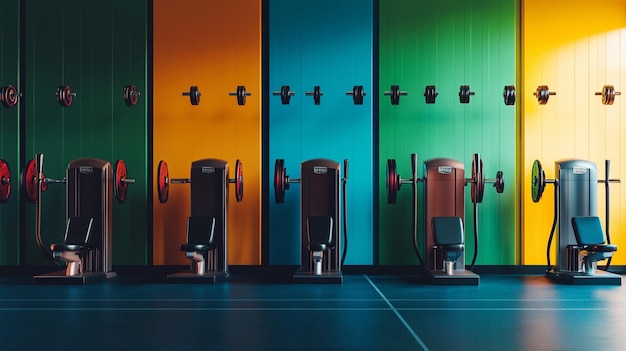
[
  {"x1": 273, "y1": 85, "x2": 296, "y2": 105},
  {"x1": 533, "y1": 85, "x2": 556, "y2": 105},
  {"x1": 1, "y1": 85, "x2": 21, "y2": 108},
  {"x1": 56, "y1": 85, "x2": 76, "y2": 107},
  {"x1": 384, "y1": 85, "x2": 407, "y2": 105},
  {"x1": 503, "y1": 85, "x2": 516, "y2": 106},
  {"x1": 229, "y1": 85, "x2": 252, "y2": 106},
  {"x1": 305, "y1": 86, "x2": 323, "y2": 105},
  {"x1": 123, "y1": 84, "x2": 141, "y2": 107},
  {"x1": 459, "y1": 85, "x2": 475, "y2": 104},
  {"x1": 346, "y1": 85, "x2": 366, "y2": 105},
  {"x1": 595, "y1": 85, "x2": 621, "y2": 106},
  {"x1": 182, "y1": 86, "x2": 201, "y2": 105}
]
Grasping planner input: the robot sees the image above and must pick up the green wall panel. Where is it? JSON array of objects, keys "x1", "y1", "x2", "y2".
[
  {"x1": 0, "y1": 0, "x2": 20, "y2": 265},
  {"x1": 378, "y1": 0, "x2": 518, "y2": 265},
  {"x1": 24, "y1": 0, "x2": 148, "y2": 265}
]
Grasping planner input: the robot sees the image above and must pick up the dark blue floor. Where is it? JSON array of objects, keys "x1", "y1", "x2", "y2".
[{"x1": 1, "y1": 272, "x2": 625, "y2": 350}]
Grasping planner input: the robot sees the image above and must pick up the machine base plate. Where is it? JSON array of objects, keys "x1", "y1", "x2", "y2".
[
  {"x1": 428, "y1": 269, "x2": 480, "y2": 285},
  {"x1": 546, "y1": 269, "x2": 622, "y2": 285},
  {"x1": 167, "y1": 270, "x2": 229, "y2": 284},
  {"x1": 293, "y1": 270, "x2": 343, "y2": 284},
  {"x1": 33, "y1": 271, "x2": 114, "y2": 285}
]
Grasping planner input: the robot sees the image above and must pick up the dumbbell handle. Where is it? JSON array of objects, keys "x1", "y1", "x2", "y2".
[
  {"x1": 305, "y1": 91, "x2": 323, "y2": 96},
  {"x1": 170, "y1": 178, "x2": 190, "y2": 184},
  {"x1": 346, "y1": 91, "x2": 366, "y2": 95},
  {"x1": 384, "y1": 91, "x2": 408, "y2": 96},
  {"x1": 272, "y1": 91, "x2": 295, "y2": 95},
  {"x1": 595, "y1": 92, "x2": 621, "y2": 95},
  {"x1": 43, "y1": 178, "x2": 66, "y2": 184},
  {"x1": 229, "y1": 91, "x2": 252, "y2": 96},
  {"x1": 120, "y1": 178, "x2": 136, "y2": 184},
  {"x1": 534, "y1": 91, "x2": 556, "y2": 96}
]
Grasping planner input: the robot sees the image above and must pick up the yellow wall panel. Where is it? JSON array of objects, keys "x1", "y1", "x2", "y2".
[
  {"x1": 522, "y1": 0, "x2": 626, "y2": 264},
  {"x1": 153, "y1": 0, "x2": 261, "y2": 265}
]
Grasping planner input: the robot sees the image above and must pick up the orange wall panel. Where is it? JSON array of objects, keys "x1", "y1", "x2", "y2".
[
  {"x1": 153, "y1": 0, "x2": 261, "y2": 265},
  {"x1": 522, "y1": 0, "x2": 626, "y2": 264}
]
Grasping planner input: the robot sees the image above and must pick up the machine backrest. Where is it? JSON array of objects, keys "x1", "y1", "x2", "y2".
[
  {"x1": 571, "y1": 216, "x2": 606, "y2": 246},
  {"x1": 432, "y1": 216, "x2": 464, "y2": 245},
  {"x1": 64, "y1": 217, "x2": 94, "y2": 245},
  {"x1": 187, "y1": 216, "x2": 216, "y2": 245},
  {"x1": 307, "y1": 216, "x2": 334, "y2": 245}
]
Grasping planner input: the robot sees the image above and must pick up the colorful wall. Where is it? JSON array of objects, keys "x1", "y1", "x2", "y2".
[
  {"x1": 0, "y1": 0, "x2": 20, "y2": 265},
  {"x1": 153, "y1": 0, "x2": 262, "y2": 265},
  {"x1": 23, "y1": 0, "x2": 148, "y2": 265},
  {"x1": 267, "y1": 0, "x2": 374, "y2": 265},
  {"x1": 378, "y1": 0, "x2": 518, "y2": 265},
  {"x1": 521, "y1": 0, "x2": 626, "y2": 265}
]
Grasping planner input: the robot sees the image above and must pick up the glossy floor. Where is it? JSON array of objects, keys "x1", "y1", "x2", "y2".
[{"x1": 1, "y1": 272, "x2": 625, "y2": 350}]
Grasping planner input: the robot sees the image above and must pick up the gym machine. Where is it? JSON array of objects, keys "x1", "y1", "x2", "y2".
[
  {"x1": 22, "y1": 154, "x2": 135, "y2": 284},
  {"x1": 386, "y1": 153, "x2": 504, "y2": 285},
  {"x1": 531, "y1": 158, "x2": 621, "y2": 285},
  {"x1": 157, "y1": 158, "x2": 243, "y2": 283},
  {"x1": 274, "y1": 158, "x2": 348, "y2": 284}
]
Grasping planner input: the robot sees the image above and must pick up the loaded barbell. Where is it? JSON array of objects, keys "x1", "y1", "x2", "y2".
[
  {"x1": 386, "y1": 153, "x2": 504, "y2": 204},
  {"x1": 273, "y1": 85, "x2": 295, "y2": 105},
  {"x1": 459, "y1": 85, "x2": 475, "y2": 104},
  {"x1": 530, "y1": 159, "x2": 620, "y2": 203},
  {"x1": 56, "y1": 85, "x2": 76, "y2": 107},
  {"x1": 1, "y1": 85, "x2": 21, "y2": 108},
  {"x1": 182, "y1": 86, "x2": 201, "y2": 105},
  {"x1": 533, "y1": 85, "x2": 556, "y2": 105},
  {"x1": 123, "y1": 84, "x2": 141, "y2": 107},
  {"x1": 273, "y1": 158, "x2": 349, "y2": 203},
  {"x1": 0, "y1": 159, "x2": 11, "y2": 203},
  {"x1": 228, "y1": 85, "x2": 252, "y2": 106},
  {"x1": 384, "y1": 85, "x2": 408, "y2": 105},
  {"x1": 20, "y1": 155, "x2": 134, "y2": 203},
  {"x1": 595, "y1": 85, "x2": 621, "y2": 105},
  {"x1": 346, "y1": 85, "x2": 366, "y2": 105},
  {"x1": 305, "y1": 86, "x2": 323, "y2": 105},
  {"x1": 156, "y1": 159, "x2": 243, "y2": 204}
]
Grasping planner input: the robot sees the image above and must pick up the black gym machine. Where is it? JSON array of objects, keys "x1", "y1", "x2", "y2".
[
  {"x1": 21, "y1": 153, "x2": 135, "y2": 284},
  {"x1": 274, "y1": 158, "x2": 348, "y2": 284},
  {"x1": 386, "y1": 153, "x2": 504, "y2": 285},
  {"x1": 157, "y1": 158, "x2": 243, "y2": 283},
  {"x1": 531, "y1": 158, "x2": 621, "y2": 285}
]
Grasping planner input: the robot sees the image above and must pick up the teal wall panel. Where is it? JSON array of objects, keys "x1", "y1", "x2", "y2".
[
  {"x1": 24, "y1": 0, "x2": 148, "y2": 265},
  {"x1": 378, "y1": 0, "x2": 518, "y2": 265},
  {"x1": 269, "y1": 0, "x2": 374, "y2": 264},
  {"x1": 0, "y1": 0, "x2": 21, "y2": 264}
]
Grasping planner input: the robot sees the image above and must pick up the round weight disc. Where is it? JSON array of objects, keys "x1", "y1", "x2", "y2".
[
  {"x1": 495, "y1": 170, "x2": 505, "y2": 193},
  {"x1": 235, "y1": 159, "x2": 243, "y2": 202},
  {"x1": 157, "y1": 160, "x2": 169, "y2": 203},
  {"x1": 531, "y1": 159, "x2": 545, "y2": 203},
  {"x1": 1, "y1": 85, "x2": 19, "y2": 108},
  {"x1": 114, "y1": 160, "x2": 128, "y2": 203},
  {"x1": 602, "y1": 85, "x2": 615, "y2": 105},
  {"x1": 124, "y1": 84, "x2": 138, "y2": 107},
  {"x1": 189, "y1": 86, "x2": 200, "y2": 105},
  {"x1": 471, "y1": 156, "x2": 485, "y2": 204},
  {"x1": 503, "y1": 85, "x2": 516, "y2": 106},
  {"x1": 237, "y1": 86, "x2": 246, "y2": 106},
  {"x1": 21, "y1": 159, "x2": 38, "y2": 203},
  {"x1": 0, "y1": 159, "x2": 11, "y2": 203},
  {"x1": 57, "y1": 85, "x2": 73, "y2": 107},
  {"x1": 386, "y1": 159, "x2": 399, "y2": 204},
  {"x1": 274, "y1": 159, "x2": 286, "y2": 203}
]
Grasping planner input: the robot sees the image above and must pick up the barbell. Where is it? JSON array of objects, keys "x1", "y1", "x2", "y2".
[
  {"x1": 386, "y1": 153, "x2": 504, "y2": 204},
  {"x1": 530, "y1": 159, "x2": 620, "y2": 203},
  {"x1": 123, "y1": 84, "x2": 141, "y2": 107},
  {"x1": 182, "y1": 86, "x2": 201, "y2": 105},
  {"x1": 273, "y1": 159, "x2": 348, "y2": 203},
  {"x1": 0, "y1": 159, "x2": 11, "y2": 203},
  {"x1": 533, "y1": 85, "x2": 556, "y2": 105},
  {"x1": 346, "y1": 85, "x2": 366, "y2": 105},
  {"x1": 459, "y1": 85, "x2": 475, "y2": 104},
  {"x1": 228, "y1": 85, "x2": 252, "y2": 106},
  {"x1": 1, "y1": 85, "x2": 21, "y2": 108},
  {"x1": 384, "y1": 85, "x2": 408, "y2": 105},
  {"x1": 56, "y1": 85, "x2": 76, "y2": 107},
  {"x1": 305, "y1": 86, "x2": 323, "y2": 105},
  {"x1": 595, "y1": 85, "x2": 621, "y2": 105},
  {"x1": 20, "y1": 157, "x2": 134, "y2": 204},
  {"x1": 156, "y1": 159, "x2": 243, "y2": 204},
  {"x1": 273, "y1": 85, "x2": 295, "y2": 105}
]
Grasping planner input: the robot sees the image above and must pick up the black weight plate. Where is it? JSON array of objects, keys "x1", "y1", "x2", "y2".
[
  {"x1": 386, "y1": 159, "x2": 399, "y2": 204},
  {"x1": 235, "y1": 159, "x2": 244, "y2": 202},
  {"x1": 274, "y1": 159, "x2": 286, "y2": 203}
]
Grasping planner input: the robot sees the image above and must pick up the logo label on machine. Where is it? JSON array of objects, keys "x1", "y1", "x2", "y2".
[
  {"x1": 202, "y1": 167, "x2": 215, "y2": 174},
  {"x1": 573, "y1": 167, "x2": 588, "y2": 175},
  {"x1": 79, "y1": 166, "x2": 93, "y2": 174},
  {"x1": 438, "y1": 166, "x2": 452, "y2": 175},
  {"x1": 314, "y1": 166, "x2": 328, "y2": 175}
]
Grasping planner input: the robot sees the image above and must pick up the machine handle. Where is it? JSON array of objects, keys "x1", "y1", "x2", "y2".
[{"x1": 343, "y1": 159, "x2": 349, "y2": 180}]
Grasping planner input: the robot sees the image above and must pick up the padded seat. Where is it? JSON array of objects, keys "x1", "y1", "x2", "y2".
[
  {"x1": 50, "y1": 217, "x2": 94, "y2": 276},
  {"x1": 307, "y1": 216, "x2": 334, "y2": 252},
  {"x1": 571, "y1": 216, "x2": 617, "y2": 272},
  {"x1": 180, "y1": 216, "x2": 216, "y2": 253},
  {"x1": 432, "y1": 217, "x2": 465, "y2": 271}
]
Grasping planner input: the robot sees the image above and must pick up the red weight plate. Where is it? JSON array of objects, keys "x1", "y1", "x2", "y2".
[
  {"x1": 21, "y1": 159, "x2": 38, "y2": 203},
  {"x1": 471, "y1": 155, "x2": 485, "y2": 204},
  {"x1": 124, "y1": 84, "x2": 138, "y2": 107},
  {"x1": 386, "y1": 159, "x2": 398, "y2": 204},
  {"x1": 57, "y1": 85, "x2": 73, "y2": 107},
  {"x1": 114, "y1": 160, "x2": 128, "y2": 203},
  {"x1": 0, "y1": 159, "x2": 11, "y2": 202},
  {"x1": 274, "y1": 159, "x2": 285, "y2": 203},
  {"x1": 235, "y1": 159, "x2": 243, "y2": 202},
  {"x1": 157, "y1": 160, "x2": 169, "y2": 203},
  {"x1": 1, "y1": 85, "x2": 19, "y2": 108}
]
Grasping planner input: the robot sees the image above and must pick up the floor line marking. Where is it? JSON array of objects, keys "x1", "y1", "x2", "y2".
[{"x1": 364, "y1": 274, "x2": 430, "y2": 351}]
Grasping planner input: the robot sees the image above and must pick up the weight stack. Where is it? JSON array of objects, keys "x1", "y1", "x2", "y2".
[
  {"x1": 66, "y1": 158, "x2": 113, "y2": 275},
  {"x1": 190, "y1": 159, "x2": 229, "y2": 274},
  {"x1": 555, "y1": 159, "x2": 597, "y2": 271},
  {"x1": 423, "y1": 158, "x2": 465, "y2": 271}
]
